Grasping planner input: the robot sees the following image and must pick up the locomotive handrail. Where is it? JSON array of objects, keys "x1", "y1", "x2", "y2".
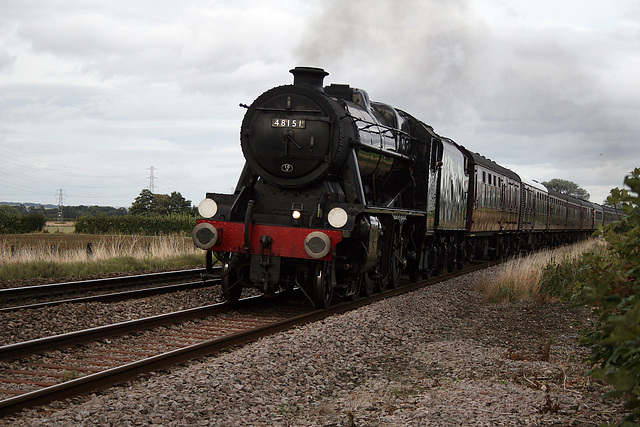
[
  {"x1": 255, "y1": 106, "x2": 323, "y2": 114},
  {"x1": 354, "y1": 141, "x2": 413, "y2": 162},
  {"x1": 350, "y1": 115, "x2": 417, "y2": 141}
]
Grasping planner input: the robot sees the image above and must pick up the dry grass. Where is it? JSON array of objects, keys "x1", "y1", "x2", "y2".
[
  {"x1": 1, "y1": 234, "x2": 199, "y2": 264},
  {"x1": 477, "y1": 238, "x2": 606, "y2": 303},
  {"x1": 0, "y1": 234, "x2": 204, "y2": 281}
]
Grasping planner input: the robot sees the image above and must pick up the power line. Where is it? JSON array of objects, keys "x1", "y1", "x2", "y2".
[{"x1": 0, "y1": 155, "x2": 139, "y2": 179}]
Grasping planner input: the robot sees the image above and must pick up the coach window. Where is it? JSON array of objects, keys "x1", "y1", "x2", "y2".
[{"x1": 481, "y1": 172, "x2": 486, "y2": 206}]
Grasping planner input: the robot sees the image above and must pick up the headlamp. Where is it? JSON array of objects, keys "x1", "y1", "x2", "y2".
[
  {"x1": 328, "y1": 207, "x2": 348, "y2": 228},
  {"x1": 198, "y1": 198, "x2": 218, "y2": 219}
]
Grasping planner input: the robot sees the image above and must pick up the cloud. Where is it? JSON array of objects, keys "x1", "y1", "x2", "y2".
[
  {"x1": 0, "y1": 0, "x2": 638, "y2": 206},
  {"x1": 294, "y1": 0, "x2": 640, "y2": 203}
]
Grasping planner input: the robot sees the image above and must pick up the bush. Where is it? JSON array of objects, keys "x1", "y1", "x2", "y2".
[
  {"x1": 538, "y1": 257, "x2": 584, "y2": 300},
  {"x1": 576, "y1": 167, "x2": 640, "y2": 425},
  {"x1": 21, "y1": 212, "x2": 48, "y2": 233},
  {"x1": 74, "y1": 213, "x2": 196, "y2": 235},
  {"x1": 0, "y1": 209, "x2": 47, "y2": 234}
]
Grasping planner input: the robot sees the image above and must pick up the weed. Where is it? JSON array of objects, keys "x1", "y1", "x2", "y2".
[
  {"x1": 60, "y1": 370, "x2": 82, "y2": 382},
  {"x1": 346, "y1": 410, "x2": 356, "y2": 427}
]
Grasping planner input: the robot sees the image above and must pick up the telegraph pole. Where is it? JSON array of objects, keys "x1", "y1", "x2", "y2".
[
  {"x1": 56, "y1": 188, "x2": 66, "y2": 223},
  {"x1": 147, "y1": 166, "x2": 157, "y2": 193}
]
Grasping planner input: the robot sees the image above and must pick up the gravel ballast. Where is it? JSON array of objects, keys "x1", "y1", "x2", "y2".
[{"x1": 2, "y1": 268, "x2": 628, "y2": 426}]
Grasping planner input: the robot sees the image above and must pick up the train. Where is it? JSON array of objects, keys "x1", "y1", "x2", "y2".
[{"x1": 192, "y1": 67, "x2": 618, "y2": 308}]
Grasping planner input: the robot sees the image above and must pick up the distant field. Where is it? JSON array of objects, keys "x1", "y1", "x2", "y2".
[{"x1": 43, "y1": 221, "x2": 75, "y2": 234}]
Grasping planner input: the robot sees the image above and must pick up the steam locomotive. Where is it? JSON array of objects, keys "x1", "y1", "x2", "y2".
[{"x1": 192, "y1": 67, "x2": 617, "y2": 308}]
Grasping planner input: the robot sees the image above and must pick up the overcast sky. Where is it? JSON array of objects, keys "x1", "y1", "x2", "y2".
[{"x1": 1, "y1": 0, "x2": 639, "y2": 208}]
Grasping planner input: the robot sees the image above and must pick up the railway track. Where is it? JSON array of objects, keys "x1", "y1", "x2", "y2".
[
  {"x1": 0, "y1": 268, "x2": 215, "y2": 312},
  {"x1": 0, "y1": 261, "x2": 493, "y2": 417}
]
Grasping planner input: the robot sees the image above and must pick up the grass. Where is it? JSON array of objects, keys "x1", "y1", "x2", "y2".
[
  {"x1": 43, "y1": 220, "x2": 75, "y2": 234},
  {"x1": 0, "y1": 233, "x2": 205, "y2": 282},
  {"x1": 477, "y1": 238, "x2": 607, "y2": 303}
]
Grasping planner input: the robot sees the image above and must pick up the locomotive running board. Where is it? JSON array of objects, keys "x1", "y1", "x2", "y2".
[{"x1": 363, "y1": 206, "x2": 426, "y2": 217}]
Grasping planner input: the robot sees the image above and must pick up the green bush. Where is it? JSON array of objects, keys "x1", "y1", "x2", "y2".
[
  {"x1": 576, "y1": 168, "x2": 640, "y2": 425},
  {"x1": 21, "y1": 212, "x2": 48, "y2": 233},
  {"x1": 74, "y1": 213, "x2": 196, "y2": 235},
  {"x1": 539, "y1": 257, "x2": 584, "y2": 300},
  {"x1": 0, "y1": 208, "x2": 47, "y2": 234}
]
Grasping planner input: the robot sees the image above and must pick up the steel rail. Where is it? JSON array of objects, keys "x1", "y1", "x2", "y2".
[
  {"x1": 0, "y1": 297, "x2": 263, "y2": 361},
  {"x1": 0, "y1": 261, "x2": 494, "y2": 417},
  {"x1": 0, "y1": 280, "x2": 220, "y2": 313},
  {"x1": 0, "y1": 268, "x2": 210, "y2": 301}
]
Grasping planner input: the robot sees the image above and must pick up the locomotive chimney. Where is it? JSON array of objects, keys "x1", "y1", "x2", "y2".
[{"x1": 290, "y1": 67, "x2": 329, "y2": 92}]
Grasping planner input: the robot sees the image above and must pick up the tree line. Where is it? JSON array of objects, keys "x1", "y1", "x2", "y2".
[
  {"x1": 1, "y1": 189, "x2": 195, "y2": 234},
  {"x1": 2, "y1": 190, "x2": 194, "y2": 219},
  {"x1": 1, "y1": 203, "x2": 127, "y2": 219}
]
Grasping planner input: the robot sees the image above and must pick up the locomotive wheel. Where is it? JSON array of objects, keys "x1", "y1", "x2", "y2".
[
  {"x1": 313, "y1": 262, "x2": 333, "y2": 309},
  {"x1": 376, "y1": 272, "x2": 388, "y2": 293},
  {"x1": 345, "y1": 275, "x2": 362, "y2": 301},
  {"x1": 389, "y1": 251, "x2": 402, "y2": 289},
  {"x1": 444, "y1": 239, "x2": 455, "y2": 273},
  {"x1": 360, "y1": 273, "x2": 375, "y2": 297},
  {"x1": 221, "y1": 261, "x2": 243, "y2": 305},
  {"x1": 388, "y1": 230, "x2": 404, "y2": 289},
  {"x1": 456, "y1": 244, "x2": 466, "y2": 270},
  {"x1": 431, "y1": 246, "x2": 442, "y2": 277}
]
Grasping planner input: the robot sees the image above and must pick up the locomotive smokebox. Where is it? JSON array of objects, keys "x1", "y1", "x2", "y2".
[{"x1": 290, "y1": 67, "x2": 328, "y2": 92}]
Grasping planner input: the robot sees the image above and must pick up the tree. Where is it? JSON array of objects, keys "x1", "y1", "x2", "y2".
[
  {"x1": 129, "y1": 189, "x2": 155, "y2": 215},
  {"x1": 129, "y1": 189, "x2": 193, "y2": 216},
  {"x1": 542, "y1": 178, "x2": 590, "y2": 200},
  {"x1": 168, "y1": 191, "x2": 192, "y2": 214}
]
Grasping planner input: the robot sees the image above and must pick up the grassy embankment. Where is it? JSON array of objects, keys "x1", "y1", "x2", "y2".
[
  {"x1": 1, "y1": 225, "x2": 204, "y2": 282},
  {"x1": 477, "y1": 238, "x2": 607, "y2": 303}
]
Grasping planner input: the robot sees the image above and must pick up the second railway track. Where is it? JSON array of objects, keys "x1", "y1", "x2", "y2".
[{"x1": 0, "y1": 268, "x2": 212, "y2": 312}]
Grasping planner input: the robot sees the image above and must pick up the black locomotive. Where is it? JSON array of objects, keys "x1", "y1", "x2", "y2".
[{"x1": 192, "y1": 67, "x2": 617, "y2": 307}]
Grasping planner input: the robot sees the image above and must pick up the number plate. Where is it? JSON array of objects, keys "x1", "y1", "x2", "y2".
[{"x1": 272, "y1": 118, "x2": 306, "y2": 129}]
